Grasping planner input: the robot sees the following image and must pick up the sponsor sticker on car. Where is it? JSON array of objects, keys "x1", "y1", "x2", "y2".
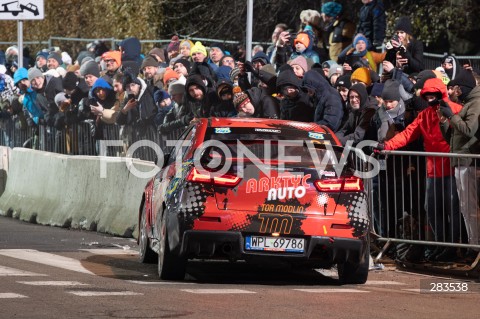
[
  {"x1": 308, "y1": 132, "x2": 325, "y2": 140},
  {"x1": 215, "y1": 127, "x2": 231, "y2": 134}
]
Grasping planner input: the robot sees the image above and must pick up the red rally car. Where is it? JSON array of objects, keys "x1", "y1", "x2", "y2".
[{"x1": 138, "y1": 118, "x2": 370, "y2": 284}]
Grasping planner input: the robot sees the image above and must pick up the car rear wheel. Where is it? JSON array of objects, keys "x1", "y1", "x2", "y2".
[
  {"x1": 158, "y1": 213, "x2": 187, "y2": 280},
  {"x1": 139, "y1": 204, "x2": 156, "y2": 263},
  {"x1": 337, "y1": 240, "x2": 369, "y2": 285}
]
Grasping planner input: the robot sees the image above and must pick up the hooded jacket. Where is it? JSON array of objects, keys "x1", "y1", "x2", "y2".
[
  {"x1": 356, "y1": 0, "x2": 386, "y2": 47},
  {"x1": 116, "y1": 77, "x2": 157, "y2": 128},
  {"x1": 302, "y1": 70, "x2": 344, "y2": 131},
  {"x1": 336, "y1": 83, "x2": 377, "y2": 145},
  {"x1": 184, "y1": 74, "x2": 218, "y2": 118},
  {"x1": 440, "y1": 85, "x2": 480, "y2": 166},
  {"x1": 290, "y1": 31, "x2": 320, "y2": 64},
  {"x1": 91, "y1": 78, "x2": 116, "y2": 109},
  {"x1": 246, "y1": 87, "x2": 280, "y2": 119},
  {"x1": 385, "y1": 78, "x2": 463, "y2": 177},
  {"x1": 119, "y1": 37, "x2": 142, "y2": 64},
  {"x1": 277, "y1": 69, "x2": 314, "y2": 122}
]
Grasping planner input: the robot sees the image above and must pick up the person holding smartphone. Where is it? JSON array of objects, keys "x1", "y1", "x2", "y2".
[{"x1": 385, "y1": 16, "x2": 424, "y2": 74}]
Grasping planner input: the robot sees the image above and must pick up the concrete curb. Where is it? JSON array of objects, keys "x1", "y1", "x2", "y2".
[{"x1": 0, "y1": 148, "x2": 155, "y2": 239}]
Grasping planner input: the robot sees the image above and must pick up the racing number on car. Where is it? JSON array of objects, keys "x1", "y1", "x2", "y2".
[{"x1": 258, "y1": 213, "x2": 293, "y2": 234}]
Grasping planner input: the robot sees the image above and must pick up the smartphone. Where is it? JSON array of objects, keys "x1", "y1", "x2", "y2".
[{"x1": 392, "y1": 34, "x2": 400, "y2": 43}]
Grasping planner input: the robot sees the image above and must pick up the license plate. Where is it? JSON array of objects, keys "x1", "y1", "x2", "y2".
[{"x1": 245, "y1": 236, "x2": 305, "y2": 253}]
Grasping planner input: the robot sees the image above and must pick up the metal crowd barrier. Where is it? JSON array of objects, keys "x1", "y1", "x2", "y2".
[
  {"x1": 368, "y1": 150, "x2": 480, "y2": 261},
  {"x1": 0, "y1": 117, "x2": 187, "y2": 163}
]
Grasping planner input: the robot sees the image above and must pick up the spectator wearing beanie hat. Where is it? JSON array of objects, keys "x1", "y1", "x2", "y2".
[
  {"x1": 179, "y1": 39, "x2": 195, "y2": 59},
  {"x1": 80, "y1": 60, "x2": 101, "y2": 88},
  {"x1": 287, "y1": 56, "x2": 309, "y2": 79},
  {"x1": 47, "y1": 52, "x2": 63, "y2": 70},
  {"x1": 141, "y1": 55, "x2": 160, "y2": 85},
  {"x1": 338, "y1": 33, "x2": 386, "y2": 73},
  {"x1": 328, "y1": 63, "x2": 344, "y2": 86},
  {"x1": 167, "y1": 35, "x2": 181, "y2": 60},
  {"x1": 446, "y1": 69, "x2": 477, "y2": 104},
  {"x1": 28, "y1": 67, "x2": 43, "y2": 84},
  {"x1": 371, "y1": 79, "x2": 406, "y2": 143},
  {"x1": 290, "y1": 32, "x2": 320, "y2": 64},
  {"x1": 385, "y1": 16, "x2": 424, "y2": 74},
  {"x1": 163, "y1": 67, "x2": 180, "y2": 89},
  {"x1": 173, "y1": 59, "x2": 191, "y2": 77},
  {"x1": 149, "y1": 47, "x2": 166, "y2": 65},
  {"x1": 153, "y1": 89, "x2": 173, "y2": 127},
  {"x1": 209, "y1": 42, "x2": 225, "y2": 68},
  {"x1": 351, "y1": 67, "x2": 372, "y2": 87},
  {"x1": 233, "y1": 91, "x2": 253, "y2": 117},
  {"x1": 35, "y1": 51, "x2": 49, "y2": 72},
  {"x1": 321, "y1": 1, "x2": 355, "y2": 63},
  {"x1": 101, "y1": 50, "x2": 122, "y2": 83},
  {"x1": 335, "y1": 74, "x2": 352, "y2": 103},
  {"x1": 191, "y1": 41, "x2": 208, "y2": 63}
]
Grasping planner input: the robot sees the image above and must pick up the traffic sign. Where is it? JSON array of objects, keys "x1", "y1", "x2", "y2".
[{"x1": 0, "y1": 0, "x2": 44, "y2": 20}]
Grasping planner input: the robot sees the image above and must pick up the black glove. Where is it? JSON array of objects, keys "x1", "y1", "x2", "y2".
[
  {"x1": 439, "y1": 99, "x2": 454, "y2": 119},
  {"x1": 372, "y1": 142, "x2": 385, "y2": 154},
  {"x1": 244, "y1": 61, "x2": 259, "y2": 77}
]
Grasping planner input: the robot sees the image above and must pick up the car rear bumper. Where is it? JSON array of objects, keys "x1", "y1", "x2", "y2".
[{"x1": 179, "y1": 230, "x2": 367, "y2": 266}]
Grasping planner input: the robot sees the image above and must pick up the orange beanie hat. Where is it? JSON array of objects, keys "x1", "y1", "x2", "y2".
[{"x1": 294, "y1": 33, "x2": 310, "y2": 49}]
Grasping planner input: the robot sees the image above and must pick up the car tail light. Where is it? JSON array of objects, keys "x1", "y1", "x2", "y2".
[
  {"x1": 314, "y1": 177, "x2": 363, "y2": 192},
  {"x1": 187, "y1": 167, "x2": 241, "y2": 187}
]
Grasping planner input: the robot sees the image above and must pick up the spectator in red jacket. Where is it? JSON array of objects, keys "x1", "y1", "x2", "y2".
[{"x1": 376, "y1": 77, "x2": 463, "y2": 261}]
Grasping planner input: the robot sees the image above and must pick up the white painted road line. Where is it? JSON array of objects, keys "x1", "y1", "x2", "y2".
[
  {"x1": 0, "y1": 249, "x2": 94, "y2": 275},
  {"x1": 294, "y1": 288, "x2": 369, "y2": 293},
  {"x1": 181, "y1": 289, "x2": 256, "y2": 294},
  {"x1": 0, "y1": 265, "x2": 47, "y2": 277},
  {"x1": 67, "y1": 291, "x2": 143, "y2": 297},
  {"x1": 17, "y1": 281, "x2": 89, "y2": 286},
  {"x1": 127, "y1": 280, "x2": 195, "y2": 285},
  {"x1": 365, "y1": 281, "x2": 406, "y2": 285},
  {"x1": 0, "y1": 293, "x2": 28, "y2": 299},
  {"x1": 79, "y1": 249, "x2": 139, "y2": 256}
]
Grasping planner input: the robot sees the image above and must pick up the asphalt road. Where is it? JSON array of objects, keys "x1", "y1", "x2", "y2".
[{"x1": 0, "y1": 216, "x2": 479, "y2": 319}]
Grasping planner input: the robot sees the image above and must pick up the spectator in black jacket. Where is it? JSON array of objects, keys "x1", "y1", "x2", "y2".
[
  {"x1": 28, "y1": 67, "x2": 63, "y2": 127},
  {"x1": 356, "y1": 0, "x2": 386, "y2": 50},
  {"x1": 116, "y1": 72, "x2": 157, "y2": 140},
  {"x1": 335, "y1": 83, "x2": 377, "y2": 145},
  {"x1": 301, "y1": 69, "x2": 344, "y2": 131},
  {"x1": 184, "y1": 74, "x2": 219, "y2": 118},
  {"x1": 277, "y1": 66, "x2": 314, "y2": 122},
  {"x1": 233, "y1": 88, "x2": 280, "y2": 119},
  {"x1": 385, "y1": 16, "x2": 424, "y2": 74},
  {"x1": 210, "y1": 79, "x2": 237, "y2": 118}
]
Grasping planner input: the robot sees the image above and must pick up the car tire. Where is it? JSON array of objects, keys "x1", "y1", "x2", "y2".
[
  {"x1": 139, "y1": 204, "x2": 157, "y2": 264},
  {"x1": 337, "y1": 240, "x2": 369, "y2": 285},
  {"x1": 158, "y1": 212, "x2": 187, "y2": 280}
]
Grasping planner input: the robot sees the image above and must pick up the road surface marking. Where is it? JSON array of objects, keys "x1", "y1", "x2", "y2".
[
  {"x1": 0, "y1": 249, "x2": 94, "y2": 275},
  {"x1": 294, "y1": 288, "x2": 369, "y2": 293},
  {"x1": 17, "y1": 281, "x2": 89, "y2": 286},
  {"x1": 0, "y1": 293, "x2": 28, "y2": 299},
  {"x1": 0, "y1": 265, "x2": 47, "y2": 277},
  {"x1": 365, "y1": 280, "x2": 406, "y2": 285},
  {"x1": 79, "y1": 249, "x2": 139, "y2": 255},
  {"x1": 181, "y1": 289, "x2": 256, "y2": 294},
  {"x1": 128, "y1": 280, "x2": 194, "y2": 285},
  {"x1": 67, "y1": 291, "x2": 143, "y2": 296}
]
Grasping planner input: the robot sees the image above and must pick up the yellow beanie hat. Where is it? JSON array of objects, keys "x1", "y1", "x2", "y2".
[{"x1": 190, "y1": 41, "x2": 208, "y2": 57}]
